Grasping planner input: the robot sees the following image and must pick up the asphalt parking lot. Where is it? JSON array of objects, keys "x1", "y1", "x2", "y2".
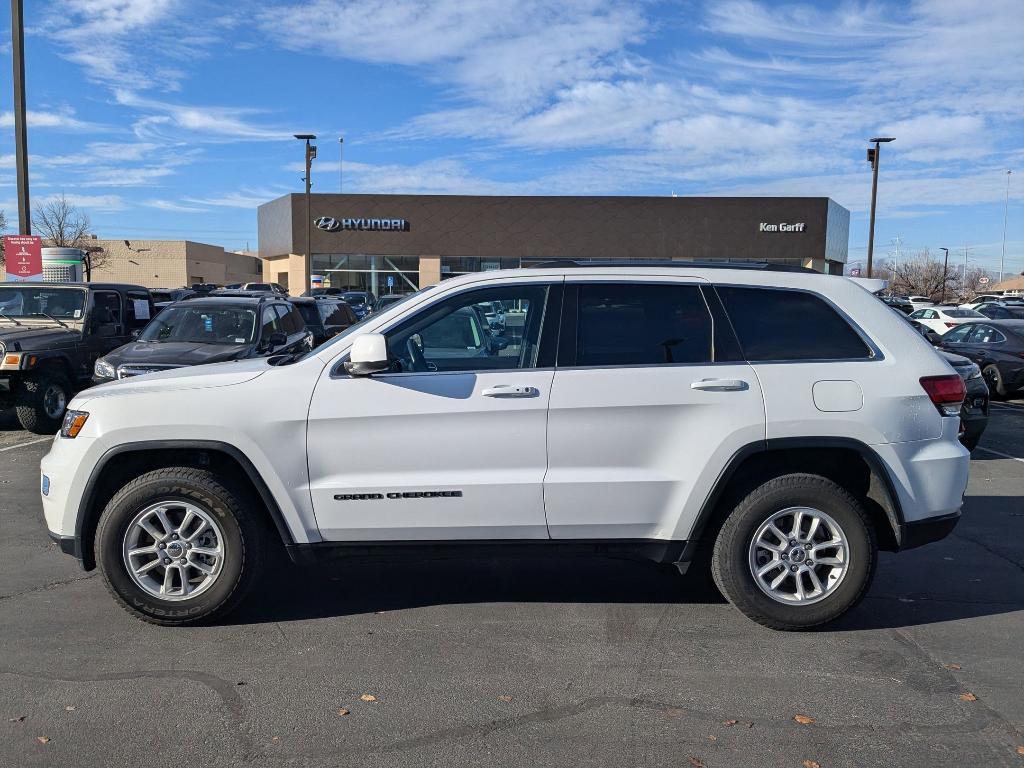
[{"x1": 1, "y1": 406, "x2": 1023, "y2": 768}]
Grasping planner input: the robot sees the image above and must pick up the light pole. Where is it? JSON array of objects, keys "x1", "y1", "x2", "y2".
[
  {"x1": 339, "y1": 136, "x2": 344, "y2": 193},
  {"x1": 1000, "y1": 170, "x2": 1011, "y2": 285},
  {"x1": 10, "y1": 0, "x2": 30, "y2": 234},
  {"x1": 866, "y1": 136, "x2": 895, "y2": 278},
  {"x1": 939, "y1": 247, "x2": 949, "y2": 304},
  {"x1": 295, "y1": 134, "x2": 317, "y2": 294}
]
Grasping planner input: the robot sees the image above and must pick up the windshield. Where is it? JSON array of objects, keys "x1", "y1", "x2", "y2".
[
  {"x1": 140, "y1": 305, "x2": 258, "y2": 345},
  {"x1": 341, "y1": 292, "x2": 367, "y2": 306},
  {"x1": 0, "y1": 286, "x2": 87, "y2": 319}
]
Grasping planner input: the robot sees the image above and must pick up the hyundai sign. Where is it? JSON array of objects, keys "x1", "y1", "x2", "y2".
[{"x1": 315, "y1": 217, "x2": 409, "y2": 232}]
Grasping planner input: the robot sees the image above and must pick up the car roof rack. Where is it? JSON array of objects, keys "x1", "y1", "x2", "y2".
[{"x1": 524, "y1": 259, "x2": 817, "y2": 274}]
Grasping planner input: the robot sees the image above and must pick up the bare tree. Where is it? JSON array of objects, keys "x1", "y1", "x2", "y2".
[{"x1": 31, "y1": 194, "x2": 109, "y2": 279}]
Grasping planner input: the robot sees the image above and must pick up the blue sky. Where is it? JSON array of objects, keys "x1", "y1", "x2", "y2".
[{"x1": 1, "y1": 0, "x2": 1022, "y2": 276}]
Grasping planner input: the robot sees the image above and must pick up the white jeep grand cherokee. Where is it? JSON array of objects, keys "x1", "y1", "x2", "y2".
[{"x1": 40, "y1": 263, "x2": 969, "y2": 630}]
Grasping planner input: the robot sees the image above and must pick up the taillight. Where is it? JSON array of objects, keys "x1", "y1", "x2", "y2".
[{"x1": 920, "y1": 375, "x2": 966, "y2": 417}]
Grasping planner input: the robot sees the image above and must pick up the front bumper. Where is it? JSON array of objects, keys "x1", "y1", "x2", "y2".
[{"x1": 47, "y1": 530, "x2": 80, "y2": 558}]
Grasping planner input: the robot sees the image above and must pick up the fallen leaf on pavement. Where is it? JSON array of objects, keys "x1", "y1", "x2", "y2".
[
  {"x1": 707, "y1": 735, "x2": 717, "y2": 742},
  {"x1": 497, "y1": 696, "x2": 513, "y2": 702},
  {"x1": 36, "y1": 736, "x2": 50, "y2": 744},
  {"x1": 802, "y1": 761, "x2": 821, "y2": 768},
  {"x1": 942, "y1": 663, "x2": 961, "y2": 670},
  {"x1": 723, "y1": 719, "x2": 738, "y2": 726},
  {"x1": 337, "y1": 708, "x2": 350, "y2": 716},
  {"x1": 271, "y1": 736, "x2": 280, "y2": 743},
  {"x1": 959, "y1": 693, "x2": 978, "y2": 702},
  {"x1": 1016, "y1": 745, "x2": 1024, "y2": 756},
  {"x1": 360, "y1": 694, "x2": 376, "y2": 702},
  {"x1": 793, "y1": 714, "x2": 815, "y2": 725},
  {"x1": 9, "y1": 716, "x2": 26, "y2": 723},
  {"x1": 64, "y1": 706, "x2": 76, "y2": 712},
  {"x1": 687, "y1": 758, "x2": 705, "y2": 768}
]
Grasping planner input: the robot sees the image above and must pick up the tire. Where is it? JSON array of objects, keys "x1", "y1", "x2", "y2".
[
  {"x1": 95, "y1": 467, "x2": 264, "y2": 626},
  {"x1": 982, "y1": 365, "x2": 1007, "y2": 399},
  {"x1": 711, "y1": 473, "x2": 877, "y2": 631},
  {"x1": 961, "y1": 434, "x2": 980, "y2": 452},
  {"x1": 16, "y1": 372, "x2": 71, "y2": 434}
]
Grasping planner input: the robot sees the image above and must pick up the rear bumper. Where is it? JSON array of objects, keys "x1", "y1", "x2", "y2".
[{"x1": 899, "y1": 511, "x2": 960, "y2": 550}]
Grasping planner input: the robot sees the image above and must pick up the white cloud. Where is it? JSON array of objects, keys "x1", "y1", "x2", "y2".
[
  {"x1": 183, "y1": 188, "x2": 291, "y2": 208},
  {"x1": 115, "y1": 91, "x2": 293, "y2": 143},
  {"x1": 36, "y1": 192, "x2": 126, "y2": 212},
  {"x1": 0, "y1": 109, "x2": 102, "y2": 132},
  {"x1": 143, "y1": 199, "x2": 209, "y2": 213}
]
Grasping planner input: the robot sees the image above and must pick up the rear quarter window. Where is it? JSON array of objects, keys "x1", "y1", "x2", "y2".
[{"x1": 716, "y1": 286, "x2": 872, "y2": 362}]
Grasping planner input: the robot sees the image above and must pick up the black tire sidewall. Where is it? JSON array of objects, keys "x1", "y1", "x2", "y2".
[
  {"x1": 96, "y1": 473, "x2": 250, "y2": 624},
  {"x1": 713, "y1": 475, "x2": 876, "y2": 630},
  {"x1": 982, "y1": 365, "x2": 1006, "y2": 399},
  {"x1": 16, "y1": 373, "x2": 71, "y2": 434}
]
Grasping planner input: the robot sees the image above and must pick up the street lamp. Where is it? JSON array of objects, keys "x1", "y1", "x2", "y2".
[
  {"x1": 339, "y1": 136, "x2": 344, "y2": 193},
  {"x1": 295, "y1": 134, "x2": 317, "y2": 295},
  {"x1": 939, "y1": 247, "x2": 949, "y2": 304},
  {"x1": 1000, "y1": 170, "x2": 1011, "y2": 285},
  {"x1": 866, "y1": 136, "x2": 895, "y2": 278}
]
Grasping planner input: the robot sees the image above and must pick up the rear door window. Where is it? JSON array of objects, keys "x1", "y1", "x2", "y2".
[
  {"x1": 716, "y1": 286, "x2": 872, "y2": 362},
  {"x1": 571, "y1": 283, "x2": 713, "y2": 366}
]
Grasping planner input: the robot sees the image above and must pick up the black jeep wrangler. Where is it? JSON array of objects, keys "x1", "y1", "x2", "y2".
[{"x1": 0, "y1": 283, "x2": 153, "y2": 433}]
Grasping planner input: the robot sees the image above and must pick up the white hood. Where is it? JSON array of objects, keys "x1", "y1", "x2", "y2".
[{"x1": 74, "y1": 357, "x2": 271, "y2": 405}]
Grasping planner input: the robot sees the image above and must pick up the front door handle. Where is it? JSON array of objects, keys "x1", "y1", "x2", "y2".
[
  {"x1": 482, "y1": 385, "x2": 538, "y2": 398},
  {"x1": 690, "y1": 378, "x2": 749, "y2": 392}
]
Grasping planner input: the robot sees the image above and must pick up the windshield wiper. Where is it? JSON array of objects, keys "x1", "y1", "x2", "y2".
[
  {"x1": 0, "y1": 311, "x2": 22, "y2": 326},
  {"x1": 30, "y1": 312, "x2": 68, "y2": 328}
]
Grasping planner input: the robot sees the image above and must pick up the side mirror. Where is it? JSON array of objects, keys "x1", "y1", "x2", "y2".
[
  {"x1": 130, "y1": 328, "x2": 142, "y2": 340},
  {"x1": 266, "y1": 330, "x2": 288, "y2": 351},
  {"x1": 344, "y1": 333, "x2": 390, "y2": 376}
]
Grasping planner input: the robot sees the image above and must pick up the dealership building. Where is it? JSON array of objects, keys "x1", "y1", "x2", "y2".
[{"x1": 257, "y1": 194, "x2": 850, "y2": 295}]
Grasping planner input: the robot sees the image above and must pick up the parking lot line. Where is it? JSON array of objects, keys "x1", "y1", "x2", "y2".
[
  {"x1": 975, "y1": 446, "x2": 1024, "y2": 464},
  {"x1": 0, "y1": 436, "x2": 52, "y2": 453}
]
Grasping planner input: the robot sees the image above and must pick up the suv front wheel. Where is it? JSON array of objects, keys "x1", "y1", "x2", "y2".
[
  {"x1": 711, "y1": 474, "x2": 877, "y2": 630},
  {"x1": 95, "y1": 468, "x2": 264, "y2": 625},
  {"x1": 16, "y1": 372, "x2": 71, "y2": 434}
]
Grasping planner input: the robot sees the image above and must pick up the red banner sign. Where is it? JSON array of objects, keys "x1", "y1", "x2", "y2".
[{"x1": 3, "y1": 235, "x2": 43, "y2": 282}]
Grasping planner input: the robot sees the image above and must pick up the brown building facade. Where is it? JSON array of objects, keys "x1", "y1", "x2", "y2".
[{"x1": 258, "y1": 194, "x2": 849, "y2": 296}]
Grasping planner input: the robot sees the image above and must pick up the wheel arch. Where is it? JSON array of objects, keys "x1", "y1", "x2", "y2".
[
  {"x1": 75, "y1": 440, "x2": 295, "y2": 571},
  {"x1": 679, "y1": 437, "x2": 905, "y2": 571}
]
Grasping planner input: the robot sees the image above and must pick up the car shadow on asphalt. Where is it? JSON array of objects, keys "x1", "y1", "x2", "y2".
[{"x1": 225, "y1": 491, "x2": 1024, "y2": 631}]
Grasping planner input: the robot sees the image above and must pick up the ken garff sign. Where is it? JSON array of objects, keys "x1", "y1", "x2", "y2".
[
  {"x1": 759, "y1": 222, "x2": 806, "y2": 233},
  {"x1": 315, "y1": 217, "x2": 409, "y2": 232}
]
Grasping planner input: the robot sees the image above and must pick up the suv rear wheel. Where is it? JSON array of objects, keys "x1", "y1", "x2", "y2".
[
  {"x1": 16, "y1": 372, "x2": 71, "y2": 434},
  {"x1": 711, "y1": 473, "x2": 877, "y2": 630},
  {"x1": 95, "y1": 468, "x2": 264, "y2": 625}
]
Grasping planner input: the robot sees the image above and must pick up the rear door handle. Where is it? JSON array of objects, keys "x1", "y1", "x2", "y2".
[
  {"x1": 482, "y1": 385, "x2": 538, "y2": 398},
  {"x1": 690, "y1": 378, "x2": 749, "y2": 392}
]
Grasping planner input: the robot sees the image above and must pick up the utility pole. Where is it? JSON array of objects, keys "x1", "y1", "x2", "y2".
[
  {"x1": 10, "y1": 0, "x2": 31, "y2": 234},
  {"x1": 939, "y1": 247, "x2": 949, "y2": 304},
  {"x1": 294, "y1": 134, "x2": 317, "y2": 294},
  {"x1": 1000, "y1": 170, "x2": 1011, "y2": 285},
  {"x1": 339, "y1": 136, "x2": 344, "y2": 193},
  {"x1": 866, "y1": 136, "x2": 895, "y2": 278}
]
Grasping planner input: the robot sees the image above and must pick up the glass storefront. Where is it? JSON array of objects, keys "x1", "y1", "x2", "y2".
[{"x1": 311, "y1": 254, "x2": 421, "y2": 297}]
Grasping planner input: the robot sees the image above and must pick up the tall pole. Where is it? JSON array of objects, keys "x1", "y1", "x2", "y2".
[
  {"x1": 866, "y1": 143, "x2": 881, "y2": 277},
  {"x1": 304, "y1": 140, "x2": 312, "y2": 294},
  {"x1": 1000, "y1": 170, "x2": 1011, "y2": 285},
  {"x1": 339, "y1": 136, "x2": 344, "y2": 193},
  {"x1": 11, "y1": 0, "x2": 31, "y2": 234},
  {"x1": 866, "y1": 137, "x2": 895, "y2": 278},
  {"x1": 940, "y1": 247, "x2": 949, "y2": 304}
]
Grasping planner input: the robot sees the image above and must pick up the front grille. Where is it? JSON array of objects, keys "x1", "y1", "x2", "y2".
[{"x1": 117, "y1": 364, "x2": 181, "y2": 379}]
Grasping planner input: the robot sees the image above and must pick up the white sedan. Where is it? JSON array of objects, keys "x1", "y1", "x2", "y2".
[{"x1": 908, "y1": 306, "x2": 984, "y2": 334}]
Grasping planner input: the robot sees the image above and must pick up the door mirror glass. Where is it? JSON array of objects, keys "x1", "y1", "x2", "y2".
[
  {"x1": 344, "y1": 333, "x2": 390, "y2": 376},
  {"x1": 266, "y1": 330, "x2": 288, "y2": 350}
]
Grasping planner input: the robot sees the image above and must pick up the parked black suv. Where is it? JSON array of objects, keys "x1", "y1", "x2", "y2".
[
  {"x1": 93, "y1": 295, "x2": 312, "y2": 384},
  {"x1": 0, "y1": 282, "x2": 154, "y2": 433},
  {"x1": 289, "y1": 296, "x2": 359, "y2": 347}
]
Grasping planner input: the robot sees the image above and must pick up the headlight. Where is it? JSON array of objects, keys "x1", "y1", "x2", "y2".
[
  {"x1": 60, "y1": 410, "x2": 89, "y2": 439},
  {"x1": 94, "y1": 358, "x2": 116, "y2": 379},
  {"x1": 967, "y1": 364, "x2": 982, "y2": 380}
]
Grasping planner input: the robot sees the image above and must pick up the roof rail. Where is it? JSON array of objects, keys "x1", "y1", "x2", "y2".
[{"x1": 524, "y1": 259, "x2": 818, "y2": 274}]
